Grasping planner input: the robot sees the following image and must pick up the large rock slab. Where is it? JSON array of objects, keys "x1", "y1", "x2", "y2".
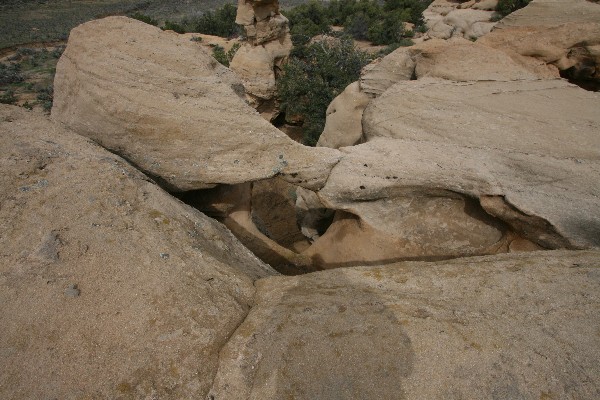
[
  {"x1": 209, "y1": 250, "x2": 600, "y2": 399},
  {"x1": 52, "y1": 17, "x2": 340, "y2": 191},
  {"x1": 479, "y1": 0, "x2": 600, "y2": 84},
  {"x1": 0, "y1": 105, "x2": 276, "y2": 398},
  {"x1": 324, "y1": 79, "x2": 600, "y2": 250}
]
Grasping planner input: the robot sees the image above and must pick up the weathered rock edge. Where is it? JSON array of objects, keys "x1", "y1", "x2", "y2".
[{"x1": 52, "y1": 16, "x2": 340, "y2": 192}]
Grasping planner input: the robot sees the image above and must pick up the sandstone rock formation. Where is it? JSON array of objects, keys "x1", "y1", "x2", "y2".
[
  {"x1": 423, "y1": 0, "x2": 497, "y2": 40},
  {"x1": 316, "y1": 82, "x2": 371, "y2": 149},
  {"x1": 230, "y1": 0, "x2": 292, "y2": 105},
  {"x1": 0, "y1": 104, "x2": 276, "y2": 398},
  {"x1": 52, "y1": 17, "x2": 340, "y2": 192},
  {"x1": 311, "y1": 77, "x2": 599, "y2": 267},
  {"x1": 320, "y1": 37, "x2": 551, "y2": 149},
  {"x1": 209, "y1": 250, "x2": 600, "y2": 399},
  {"x1": 479, "y1": 0, "x2": 600, "y2": 88}
]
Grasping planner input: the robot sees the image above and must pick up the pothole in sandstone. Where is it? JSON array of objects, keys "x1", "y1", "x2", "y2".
[
  {"x1": 173, "y1": 179, "x2": 336, "y2": 275},
  {"x1": 173, "y1": 180, "x2": 549, "y2": 276}
]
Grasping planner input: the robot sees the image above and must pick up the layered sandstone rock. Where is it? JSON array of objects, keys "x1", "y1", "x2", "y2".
[
  {"x1": 0, "y1": 105, "x2": 276, "y2": 398},
  {"x1": 209, "y1": 250, "x2": 600, "y2": 399},
  {"x1": 52, "y1": 17, "x2": 340, "y2": 192},
  {"x1": 320, "y1": 37, "x2": 551, "y2": 149},
  {"x1": 479, "y1": 0, "x2": 600, "y2": 87},
  {"x1": 329, "y1": 79, "x2": 600, "y2": 253},
  {"x1": 230, "y1": 0, "x2": 292, "y2": 104}
]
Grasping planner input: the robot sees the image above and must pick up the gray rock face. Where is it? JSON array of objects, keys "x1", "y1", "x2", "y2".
[
  {"x1": 52, "y1": 17, "x2": 340, "y2": 192},
  {"x1": 0, "y1": 105, "x2": 276, "y2": 399},
  {"x1": 209, "y1": 250, "x2": 600, "y2": 399}
]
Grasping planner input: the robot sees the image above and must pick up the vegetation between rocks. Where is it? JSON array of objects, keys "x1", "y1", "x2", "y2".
[
  {"x1": 0, "y1": 46, "x2": 62, "y2": 112},
  {"x1": 277, "y1": 39, "x2": 372, "y2": 145}
]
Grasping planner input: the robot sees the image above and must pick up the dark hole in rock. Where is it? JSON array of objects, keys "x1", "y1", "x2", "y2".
[
  {"x1": 174, "y1": 184, "x2": 547, "y2": 275},
  {"x1": 560, "y1": 67, "x2": 600, "y2": 92},
  {"x1": 174, "y1": 180, "x2": 335, "y2": 275}
]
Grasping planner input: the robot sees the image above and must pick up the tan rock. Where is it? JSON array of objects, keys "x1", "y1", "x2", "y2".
[
  {"x1": 317, "y1": 82, "x2": 371, "y2": 149},
  {"x1": 360, "y1": 49, "x2": 416, "y2": 97},
  {"x1": 209, "y1": 250, "x2": 600, "y2": 399},
  {"x1": 52, "y1": 17, "x2": 340, "y2": 192},
  {"x1": 0, "y1": 105, "x2": 275, "y2": 398},
  {"x1": 423, "y1": 0, "x2": 497, "y2": 40},
  {"x1": 443, "y1": 8, "x2": 496, "y2": 39},
  {"x1": 345, "y1": 79, "x2": 600, "y2": 250},
  {"x1": 176, "y1": 182, "x2": 314, "y2": 274},
  {"x1": 230, "y1": 33, "x2": 293, "y2": 100},
  {"x1": 472, "y1": 0, "x2": 498, "y2": 11},
  {"x1": 479, "y1": 0, "x2": 600, "y2": 83},
  {"x1": 412, "y1": 38, "x2": 542, "y2": 81}
]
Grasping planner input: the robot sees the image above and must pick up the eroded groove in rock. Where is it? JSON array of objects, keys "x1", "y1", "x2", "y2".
[
  {"x1": 300, "y1": 191, "x2": 540, "y2": 269},
  {"x1": 480, "y1": 195, "x2": 575, "y2": 249},
  {"x1": 175, "y1": 181, "x2": 319, "y2": 275}
]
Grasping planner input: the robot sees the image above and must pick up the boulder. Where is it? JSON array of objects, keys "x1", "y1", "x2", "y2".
[
  {"x1": 423, "y1": 0, "x2": 497, "y2": 40},
  {"x1": 0, "y1": 105, "x2": 275, "y2": 398},
  {"x1": 237, "y1": 0, "x2": 288, "y2": 45},
  {"x1": 360, "y1": 49, "x2": 416, "y2": 97},
  {"x1": 209, "y1": 250, "x2": 600, "y2": 399},
  {"x1": 479, "y1": 0, "x2": 600, "y2": 85},
  {"x1": 335, "y1": 79, "x2": 600, "y2": 251},
  {"x1": 444, "y1": 9, "x2": 496, "y2": 39},
  {"x1": 52, "y1": 17, "x2": 340, "y2": 192},
  {"x1": 317, "y1": 82, "x2": 371, "y2": 148}
]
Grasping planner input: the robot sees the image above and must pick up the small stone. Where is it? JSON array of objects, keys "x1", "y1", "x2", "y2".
[{"x1": 65, "y1": 284, "x2": 80, "y2": 297}]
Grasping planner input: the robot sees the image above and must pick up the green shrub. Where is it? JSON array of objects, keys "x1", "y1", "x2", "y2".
[
  {"x1": 162, "y1": 20, "x2": 186, "y2": 34},
  {"x1": 130, "y1": 13, "x2": 158, "y2": 26},
  {"x1": 212, "y1": 43, "x2": 241, "y2": 67},
  {"x1": 495, "y1": 0, "x2": 532, "y2": 17},
  {"x1": 0, "y1": 62, "x2": 23, "y2": 85},
  {"x1": 186, "y1": 3, "x2": 239, "y2": 38},
  {"x1": 277, "y1": 39, "x2": 372, "y2": 145},
  {"x1": 0, "y1": 90, "x2": 17, "y2": 105},
  {"x1": 287, "y1": 0, "x2": 331, "y2": 46}
]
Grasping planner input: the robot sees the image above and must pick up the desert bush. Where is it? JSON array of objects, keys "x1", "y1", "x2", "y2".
[
  {"x1": 130, "y1": 13, "x2": 158, "y2": 26},
  {"x1": 277, "y1": 39, "x2": 372, "y2": 145},
  {"x1": 212, "y1": 43, "x2": 241, "y2": 67},
  {"x1": 495, "y1": 0, "x2": 532, "y2": 17},
  {"x1": 287, "y1": 0, "x2": 331, "y2": 46},
  {"x1": 162, "y1": 20, "x2": 186, "y2": 34},
  {"x1": 0, "y1": 90, "x2": 17, "y2": 105},
  {"x1": 186, "y1": 3, "x2": 239, "y2": 38},
  {"x1": 0, "y1": 62, "x2": 23, "y2": 85},
  {"x1": 36, "y1": 84, "x2": 53, "y2": 113}
]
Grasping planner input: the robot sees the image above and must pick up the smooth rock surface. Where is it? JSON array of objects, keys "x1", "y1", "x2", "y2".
[
  {"x1": 317, "y1": 82, "x2": 371, "y2": 148},
  {"x1": 0, "y1": 105, "x2": 276, "y2": 399},
  {"x1": 52, "y1": 17, "x2": 340, "y2": 191},
  {"x1": 209, "y1": 250, "x2": 600, "y2": 399}
]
